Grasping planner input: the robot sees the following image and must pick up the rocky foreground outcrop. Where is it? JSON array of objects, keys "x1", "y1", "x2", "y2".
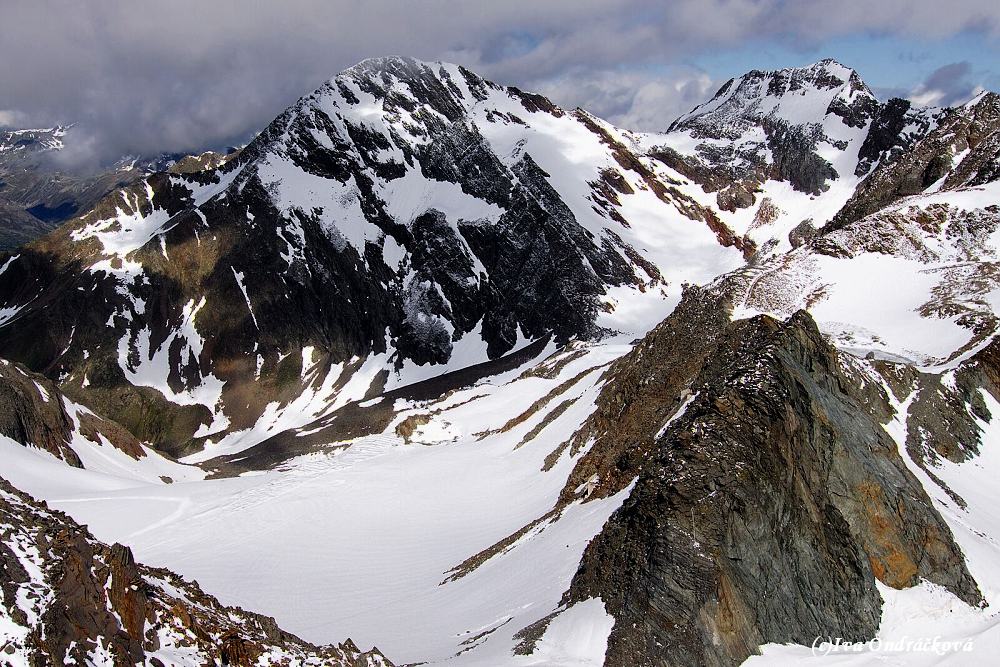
[
  {"x1": 0, "y1": 477, "x2": 392, "y2": 666},
  {"x1": 553, "y1": 290, "x2": 984, "y2": 666}
]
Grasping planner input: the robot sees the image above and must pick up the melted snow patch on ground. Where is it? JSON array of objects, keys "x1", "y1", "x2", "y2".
[
  {"x1": 116, "y1": 296, "x2": 228, "y2": 426},
  {"x1": 71, "y1": 182, "x2": 172, "y2": 258}
]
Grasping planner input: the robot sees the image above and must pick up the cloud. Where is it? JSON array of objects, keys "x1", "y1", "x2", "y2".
[
  {"x1": 0, "y1": 110, "x2": 29, "y2": 128},
  {"x1": 533, "y1": 67, "x2": 717, "y2": 131},
  {"x1": 1, "y1": 0, "x2": 998, "y2": 163},
  {"x1": 908, "y1": 61, "x2": 985, "y2": 106}
]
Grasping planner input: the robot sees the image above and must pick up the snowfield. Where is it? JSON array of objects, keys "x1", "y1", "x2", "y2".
[
  {"x1": 3, "y1": 339, "x2": 639, "y2": 665},
  {"x1": 8, "y1": 313, "x2": 1000, "y2": 665}
]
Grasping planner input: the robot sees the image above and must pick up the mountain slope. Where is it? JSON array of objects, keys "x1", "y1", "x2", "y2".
[
  {"x1": 0, "y1": 357, "x2": 203, "y2": 490},
  {"x1": 0, "y1": 126, "x2": 230, "y2": 251},
  {"x1": 0, "y1": 56, "x2": 745, "y2": 460}
]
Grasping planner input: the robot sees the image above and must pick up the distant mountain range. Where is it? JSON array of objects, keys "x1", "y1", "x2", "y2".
[{"x1": 0, "y1": 125, "x2": 237, "y2": 250}]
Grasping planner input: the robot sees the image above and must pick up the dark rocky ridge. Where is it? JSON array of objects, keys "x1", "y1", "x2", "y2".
[
  {"x1": 0, "y1": 55, "x2": 998, "y2": 667},
  {"x1": 560, "y1": 300, "x2": 981, "y2": 666},
  {"x1": 833, "y1": 92, "x2": 1000, "y2": 228},
  {"x1": 0, "y1": 357, "x2": 144, "y2": 464},
  {"x1": 1, "y1": 57, "x2": 993, "y2": 459}
]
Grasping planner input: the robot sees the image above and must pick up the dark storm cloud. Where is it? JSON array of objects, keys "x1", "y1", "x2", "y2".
[
  {"x1": 908, "y1": 62, "x2": 983, "y2": 106},
  {"x1": 1, "y1": 0, "x2": 998, "y2": 164}
]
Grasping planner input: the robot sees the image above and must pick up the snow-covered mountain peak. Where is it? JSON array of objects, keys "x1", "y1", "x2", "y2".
[
  {"x1": 5, "y1": 53, "x2": 1000, "y2": 667},
  {"x1": 0, "y1": 55, "x2": 753, "y2": 458},
  {"x1": 317, "y1": 56, "x2": 504, "y2": 121},
  {"x1": 263, "y1": 54, "x2": 554, "y2": 156},
  {"x1": 2, "y1": 53, "x2": 996, "y2": 473},
  {"x1": 642, "y1": 60, "x2": 882, "y2": 252},
  {"x1": 341, "y1": 54, "x2": 426, "y2": 75},
  {"x1": 337, "y1": 54, "x2": 476, "y2": 93},
  {"x1": 669, "y1": 58, "x2": 877, "y2": 138},
  {"x1": 0, "y1": 125, "x2": 70, "y2": 154},
  {"x1": 962, "y1": 88, "x2": 995, "y2": 109}
]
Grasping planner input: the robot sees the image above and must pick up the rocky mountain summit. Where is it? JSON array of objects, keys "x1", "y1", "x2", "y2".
[
  {"x1": 0, "y1": 55, "x2": 744, "y2": 457},
  {"x1": 1, "y1": 56, "x2": 1000, "y2": 666},
  {"x1": 563, "y1": 295, "x2": 987, "y2": 666},
  {"x1": 663, "y1": 59, "x2": 878, "y2": 203}
]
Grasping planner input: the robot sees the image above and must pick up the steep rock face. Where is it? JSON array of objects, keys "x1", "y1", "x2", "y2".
[
  {"x1": 0, "y1": 478, "x2": 392, "y2": 666},
  {"x1": 562, "y1": 304, "x2": 979, "y2": 667},
  {"x1": 0, "y1": 56, "x2": 998, "y2": 667},
  {"x1": 834, "y1": 92, "x2": 1000, "y2": 227},
  {"x1": 659, "y1": 60, "x2": 878, "y2": 210},
  {"x1": 229, "y1": 56, "x2": 666, "y2": 358},
  {"x1": 554, "y1": 284, "x2": 735, "y2": 504},
  {"x1": 0, "y1": 358, "x2": 144, "y2": 464},
  {"x1": 853, "y1": 97, "x2": 943, "y2": 177},
  {"x1": 877, "y1": 332, "x2": 1000, "y2": 480},
  {"x1": 0, "y1": 56, "x2": 742, "y2": 454}
]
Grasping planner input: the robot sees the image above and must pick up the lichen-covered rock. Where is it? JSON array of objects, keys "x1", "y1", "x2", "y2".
[{"x1": 560, "y1": 300, "x2": 979, "y2": 667}]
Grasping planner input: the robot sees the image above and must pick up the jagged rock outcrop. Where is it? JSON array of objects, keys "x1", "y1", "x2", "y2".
[
  {"x1": 0, "y1": 477, "x2": 393, "y2": 666},
  {"x1": 834, "y1": 91, "x2": 1000, "y2": 228},
  {"x1": 853, "y1": 97, "x2": 938, "y2": 177},
  {"x1": 559, "y1": 300, "x2": 980, "y2": 666},
  {"x1": 0, "y1": 357, "x2": 144, "y2": 464},
  {"x1": 879, "y1": 332, "x2": 1000, "y2": 474}
]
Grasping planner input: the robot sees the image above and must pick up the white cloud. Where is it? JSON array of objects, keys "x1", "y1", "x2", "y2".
[
  {"x1": 0, "y1": 0, "x2": 997, "y2": 161},
  {"x1": 0, "y1": 110, "x2": 29, "y2": 128},
  {"x1": 530, "y1": 67, "x2": 716, "y2": 131}
]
